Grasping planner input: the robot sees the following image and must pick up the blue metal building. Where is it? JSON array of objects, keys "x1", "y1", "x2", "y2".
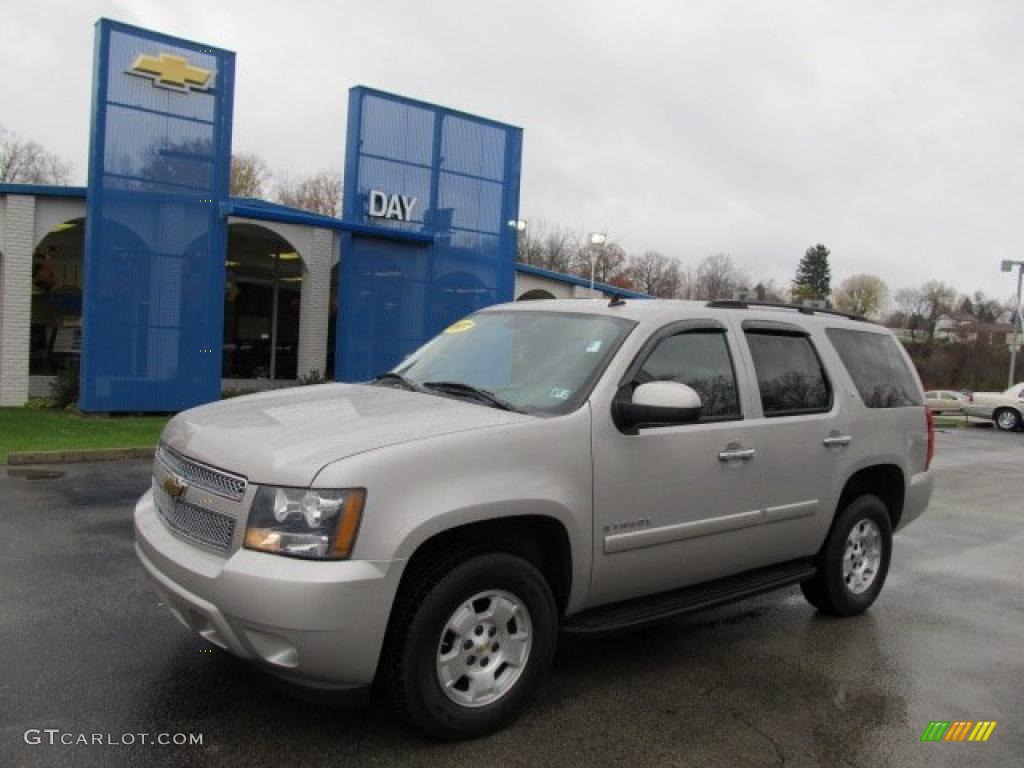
[{"x1": 0, "y1": 19, "x2": 642, "y2": 411}]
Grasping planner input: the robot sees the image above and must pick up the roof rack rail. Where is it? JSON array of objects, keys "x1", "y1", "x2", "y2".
[{"x1": 705, "y1": 299, "x2": 868, "y2": 322}]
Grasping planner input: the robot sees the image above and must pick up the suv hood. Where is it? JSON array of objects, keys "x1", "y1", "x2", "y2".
[{"x1": 161, "y1": 383, "x2": 532, "y2": 486}]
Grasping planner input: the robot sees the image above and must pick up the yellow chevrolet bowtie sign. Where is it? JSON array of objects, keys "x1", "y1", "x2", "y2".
[{"x1": 128, "y1": 52, "x2": 213, "y2": 93}]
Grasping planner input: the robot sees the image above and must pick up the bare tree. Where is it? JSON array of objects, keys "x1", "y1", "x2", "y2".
[
  {"x1": 516, "y1": 220, "x2": 577, "y2": 274},
  {"x1": 920, "y1": 280, "x2": 958, "y2": 340},
  {"x1": 627, "y1": 251, "x2": 682, "y2": 297},
  {"x1": 964, "y1": 291, "x2": 1004, "y2": 323},
  {"x1": 893, "y1": 287, "x2": 924, "y2": 318},
  {"x1": 516, "y1": 222, "x2": 545, "y2": 266},
  {"x1": 0, "y1": 124, "x2": 72, "y2": 184},
  {"x1": 833, "y1": 274, "x2": 890, "y2": 318},
  {"x1": 891, "y1": 282, "x2": 956, "y2": 340},
  {"x1": 542, "y1": 226, "x2": 576, "y2": 275},
  {"x1": 675, "y1": 265, "x2": 699, "y2": 299},
  {"x1": 230, "y1": 152, "x2": 271, "y2": 198},
  {"x1": 694, "y1": 253, "x2": 747, "y2": 300},
  {"x1": 753, "y1": 279, "x2": 788, "y2": 303},
  {"x1": 892, "y1": 288, "x2": 927, "y2": 339},
  {"x1": 659, "y1": 258, "x2": 683, "y2": 299},
  {"x1": 275, "y1": 170, "x2": 342, "y2": 217},
  {"x1": 570, "y1": 237, "x2": 628, "y2": 287}
]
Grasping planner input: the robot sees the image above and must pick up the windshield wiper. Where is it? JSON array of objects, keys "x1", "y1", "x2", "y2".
[
  {"x1": 422, "y1": 381, "x2": 523, "y2": 412},
  {"x1": 370, "y1": 372, "x2": 422, "y2": 392}
]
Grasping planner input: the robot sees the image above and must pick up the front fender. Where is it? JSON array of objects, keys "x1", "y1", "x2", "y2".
[{"x1": 312, "y1": 406, "x2": 595, "y2": 613}]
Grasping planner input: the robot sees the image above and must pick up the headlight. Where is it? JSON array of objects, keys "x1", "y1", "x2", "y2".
[{"x1": 243, "y1": 486, "x2": 366, "y2": 560}]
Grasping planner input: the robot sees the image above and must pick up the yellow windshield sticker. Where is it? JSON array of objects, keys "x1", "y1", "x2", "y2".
[{"x1": 445, "y1": 319, "x2": 476, "y2": 334}]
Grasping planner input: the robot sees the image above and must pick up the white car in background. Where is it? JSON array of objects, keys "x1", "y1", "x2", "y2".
[
  {"x1": 962, "y1": 383, "x2": 1024, "y2": 431},
  {"x1": 924, "y1": 390, "x2": 968, "y2": 415}
]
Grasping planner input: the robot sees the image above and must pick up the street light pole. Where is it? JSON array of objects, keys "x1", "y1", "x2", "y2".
[
  {"x1": 587, "y1": 232, "x2": 607, "y2": 294},
  {"x1": 1001, "y1": 259, "x2": 1024, "y2": 388}
]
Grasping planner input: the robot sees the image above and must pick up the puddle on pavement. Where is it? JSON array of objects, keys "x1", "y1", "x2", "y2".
[{"x1": 7, "y1": 468, "x2": 67, "y2": 480}]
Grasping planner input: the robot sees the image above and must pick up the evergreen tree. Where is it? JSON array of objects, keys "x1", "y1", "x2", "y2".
[{"x1": 793, "y1": 244, "x2": 832, "y2": 302}]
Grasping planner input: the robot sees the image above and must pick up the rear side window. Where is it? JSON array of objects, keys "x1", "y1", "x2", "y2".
[
  {"x1": 745, "y1": 332, "x2": 832, "y2": 416},
  {"x1": 635, "y1": 330, "x2": 741, "y2": 419},
  {"x1": 826, "y1": 328, "x2": 923, "y2": 408}
]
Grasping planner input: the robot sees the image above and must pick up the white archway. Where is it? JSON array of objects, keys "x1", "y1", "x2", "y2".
[
  {"x1": 30, "y1": 217, "x2": 85, "y2": 376},
  {"x1": 517, "y1": 288, "x2": 557, "y2": 301}
]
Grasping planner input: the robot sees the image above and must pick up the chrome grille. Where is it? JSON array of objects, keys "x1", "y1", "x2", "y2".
[
  {"x1": 156, "y1": 445, "x2": 247, "y2": 501},
  {"x1": 154, "y1": 483, "x2": 236, "y2": 552}
]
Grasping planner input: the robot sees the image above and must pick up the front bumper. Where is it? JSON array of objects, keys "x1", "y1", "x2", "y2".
[{"x1": 133, "y1": 488, "x2": 403, "y2": 688}]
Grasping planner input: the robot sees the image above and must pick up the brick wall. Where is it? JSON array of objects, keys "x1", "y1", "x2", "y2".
[
  {"x1": 297, "y1": 227, "x2": 335, "y2": 379},
  {"x1": 0, "y1": 195, "x2": 34, "y2": 406}
]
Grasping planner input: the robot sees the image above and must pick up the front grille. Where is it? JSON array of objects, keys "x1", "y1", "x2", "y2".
[
  {"x1": 154, "y1": 484, "x2": 236, "y2": 552},
  {"x1": 156, "y1": 445, "x2": 247, "y2": 501}
]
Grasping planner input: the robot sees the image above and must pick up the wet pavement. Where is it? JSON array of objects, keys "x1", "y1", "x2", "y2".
[{"x1": 1, "y1": 427, "x2": 1021, "y2": 767}]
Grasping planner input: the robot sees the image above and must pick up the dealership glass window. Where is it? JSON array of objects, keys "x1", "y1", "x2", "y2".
[
  {"x1": 326, "y1": 263, "x2": 338, "y2": 379},
  {"x1": 634, "y1": 330, "x2": 741, "y2": 419},
  {"x1": 223, "y1": 225, "x2": 302, "y2": 380},
  {"x1": 30, "y1": 219, "x2": 85, "y2": 375},
  {"x1": 745, "y1": 331, "x2": 832, "y2": 416}
]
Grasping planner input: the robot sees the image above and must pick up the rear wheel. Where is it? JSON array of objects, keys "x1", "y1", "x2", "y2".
[
  {"x1": 994, "y1": 408, "x2": 1020, "y2": 431},
  {"x1": 385, "y1": 552, "x2": 557, "y2": 740},
  {"x1": 801, "y1": 494, "x2": 892, "y2": 617}
]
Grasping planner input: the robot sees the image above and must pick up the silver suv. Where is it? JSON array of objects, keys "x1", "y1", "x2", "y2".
[{"x1": 134, "y1": 299, "x2": 933, "y2": 740}]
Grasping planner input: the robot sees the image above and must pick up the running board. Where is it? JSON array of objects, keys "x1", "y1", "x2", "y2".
[{"x1": 561, "y1": 559, "x2": 817, "y2": 636}]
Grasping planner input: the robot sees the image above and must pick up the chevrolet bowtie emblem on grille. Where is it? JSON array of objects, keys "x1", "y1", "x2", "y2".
[
  {"x1": 163, "y1": 474, "x2": 189, "y2": 499},
  {"x1": 128, "y1": 52, "x2": 213, "y2": 93}
]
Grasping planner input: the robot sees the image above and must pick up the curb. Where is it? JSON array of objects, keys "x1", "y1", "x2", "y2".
[{"x1": 7, "y1": 447, "x2": 155, "y2": 466}]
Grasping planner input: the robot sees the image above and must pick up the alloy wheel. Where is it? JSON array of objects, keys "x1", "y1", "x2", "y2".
[
  {"x1": 842, "y1": 519, "x2": 883, "y2": 594},
  {"x1": 435, "y1": 590, "x2": 533, "y2": 708}
]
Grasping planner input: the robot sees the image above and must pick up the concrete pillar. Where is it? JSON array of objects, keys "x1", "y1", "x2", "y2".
[
  {"x1": 296, "y1": 227, "x2": 334, "y2": 379},
  {"x1": 0, "y1": 195, "x2": 35, "y2": 406}
]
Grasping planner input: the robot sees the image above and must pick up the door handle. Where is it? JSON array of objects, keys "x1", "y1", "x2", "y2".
[
  {"x1": 823, "y1": 434, "x2": 852, "y2": 448},
  {"x1": 718, "y1": 446, "x2": 756, "y2": 462}
]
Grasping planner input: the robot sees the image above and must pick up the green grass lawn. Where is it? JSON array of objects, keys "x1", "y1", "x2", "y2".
[{"x1": 0, "y1": 408, "x2": 169, "y2": 463}]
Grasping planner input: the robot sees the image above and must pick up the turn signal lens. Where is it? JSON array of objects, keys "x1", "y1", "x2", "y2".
[{"x1": 331, "y1": 489, "x2": 365, "y2": 558}]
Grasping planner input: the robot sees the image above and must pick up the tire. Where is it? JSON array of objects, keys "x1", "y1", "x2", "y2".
[
  {"x1": 801, "y1": 494, "x2": 892, "y2": 617},
  {"x1": 993, "y1": 408, "x2": 1021, "y2": 432},
  {"x1": 385, "y1": 552, "x2": 558, "y2": 741}
]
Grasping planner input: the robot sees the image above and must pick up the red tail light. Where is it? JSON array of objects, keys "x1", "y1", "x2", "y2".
[
  {"x1": 925, "y1": 408, "x2": 935, "y2": 470},
  {"x1": 968, "y1": 392, "x2": 974, "y2": 403}
]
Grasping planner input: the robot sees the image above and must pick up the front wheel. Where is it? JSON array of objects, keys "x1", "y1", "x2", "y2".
[
  {"x1": 801, "y1": 494, "x2": 892, "y2": 617},
  {"x1": 994, "y1": 408, "x2": 1021, "y2": 432},
  {"x1": 385, "y1": 552, "x2": 558, "y2": 740}
]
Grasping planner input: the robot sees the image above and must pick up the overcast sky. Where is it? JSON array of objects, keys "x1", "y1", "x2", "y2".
[{"x1": 3, "y1": 0, "x2": 1022, "y2": 299}]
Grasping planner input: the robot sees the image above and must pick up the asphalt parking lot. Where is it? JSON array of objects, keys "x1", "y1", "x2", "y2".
[{"x1": 2, "y1": 427, "x2": 1022, "y2": 767}]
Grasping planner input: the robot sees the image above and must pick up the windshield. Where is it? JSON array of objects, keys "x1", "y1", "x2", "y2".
[{"x1": 391, "y1": 310, "x2": 636, "y2": 414}]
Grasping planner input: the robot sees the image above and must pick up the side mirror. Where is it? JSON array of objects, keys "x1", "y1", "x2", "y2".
[{"x1": 613, "y1": 381, "x2": 702, "y2": 433}]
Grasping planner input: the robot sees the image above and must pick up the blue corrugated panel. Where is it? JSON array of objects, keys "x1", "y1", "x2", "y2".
[
  {"x1": 80, "y1": 20, "x2": 234, "y2": 412},
  {"x1": 336, "y1": 88, "x2": 522, "y2": 381}
]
